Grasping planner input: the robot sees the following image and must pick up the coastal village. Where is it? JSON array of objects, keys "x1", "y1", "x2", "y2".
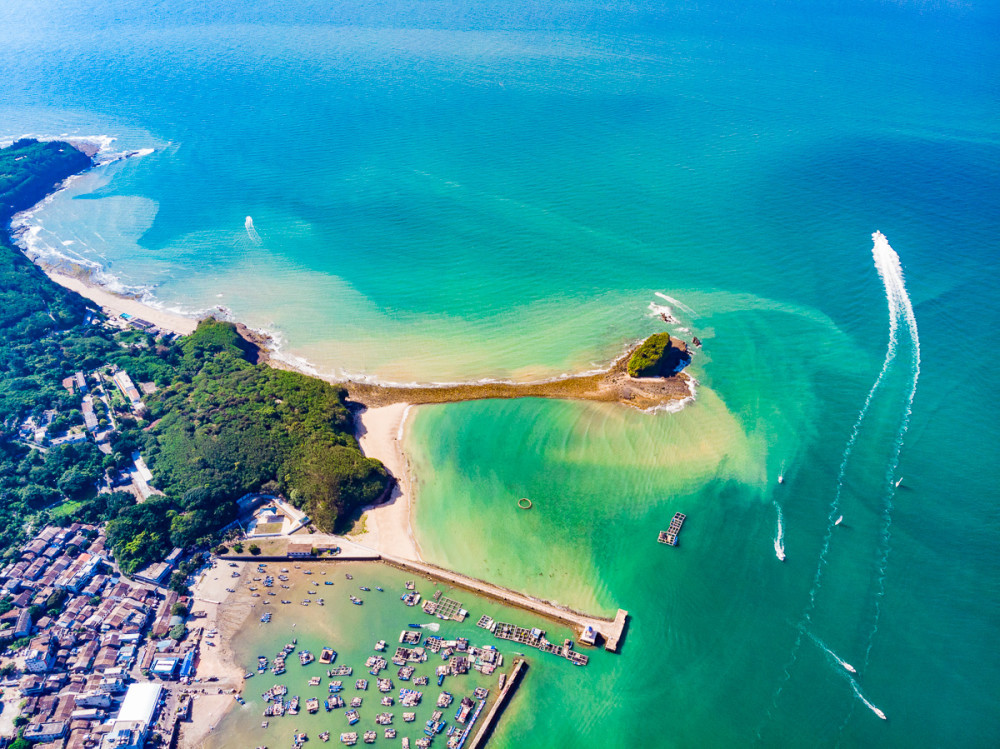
[
  {"x1": 0, "y1": 309, "x2": 625, "y2": 749},
  {"x1": 0, "y1": 509, "x2": 616, "y2": 749}
]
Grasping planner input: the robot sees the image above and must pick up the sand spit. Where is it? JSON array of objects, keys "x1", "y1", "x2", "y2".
[{"x1": 346, "y1": 345, "x2": 693, "y2": 412}]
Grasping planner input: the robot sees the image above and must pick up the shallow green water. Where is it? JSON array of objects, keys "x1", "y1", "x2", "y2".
[
  {"x1": 2, "y1": 0, "x2": 998, "y2": 745},
  {"x1": 203, "y1": 562, "x2": 583, "y2": 749}
]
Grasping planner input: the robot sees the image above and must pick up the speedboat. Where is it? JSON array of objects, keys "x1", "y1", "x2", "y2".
[{"x1": 834, "y1": 515, "x2": 843, "y2": 526}]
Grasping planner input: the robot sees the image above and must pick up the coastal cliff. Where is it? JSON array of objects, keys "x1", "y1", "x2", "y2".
[{"x1": 626, "y1": 333, "x2": 690, "y2": 378}]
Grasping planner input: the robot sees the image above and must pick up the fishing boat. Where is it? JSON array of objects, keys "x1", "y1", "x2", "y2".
[
  {"x1": 376, "y1": 586, "x2": 384, "y2": 592},
  {"x1": 326, "y1": 695, "x2": 344, "y2": 710},
  {"x1": 340, "y1": 732, "x2": 358, "y2": 745},
  {"x1": 346, "y1": 709, "x2": 360, "y2": 724},
  {"x1": 363, "y1": 730, "x2": 376, "y2": 743},
  {"x1": 360, "y1": 586, "x2": 371, "y2": 592},
  {"x1": 306, "y1": 697, "x2": 320, "y2": 713},
  {"x1": 350, "y1": 595, "x2": 363, "y2": 605},
  {"x1": 320, "y1": 731, "x2": 330, "y2": 742}
]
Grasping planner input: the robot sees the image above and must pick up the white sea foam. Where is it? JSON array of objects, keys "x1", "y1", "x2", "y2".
[
  {"x1": 397, "y1": 405, "x2": 413, "y2": 441},
  {"x1": 642, "y1": 373, "x2": 698, "y2": 414},
  {"x1": 245, "y1": 216, "x2": 263, "y2": 245},
  {"x1": 647, "y1": 301, "x2": 678, "y2": 323},
  {"x1": 655, "y1": 291, "x2": 695, "y2": 314}
]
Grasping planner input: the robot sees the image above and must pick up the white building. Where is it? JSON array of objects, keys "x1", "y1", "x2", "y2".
[{"x1": 101, "y1": 682, "x2": 162, "y2": 749}]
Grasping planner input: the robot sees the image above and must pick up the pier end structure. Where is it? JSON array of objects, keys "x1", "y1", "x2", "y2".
[
  {"x1": 603, "y1": 608, "x2": 628, "y2": 652},
  {"x1": 381, "y1": 554, "x2": 627, "y2": 652}
]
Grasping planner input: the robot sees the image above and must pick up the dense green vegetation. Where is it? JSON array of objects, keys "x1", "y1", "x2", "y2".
[
  {"x1": 0, "y1": 140, "x2": 389, "y2": 573},
  {"x1": 626, "y1": 333, "x2": 690, "y2": 378},
  {"x1": 139, "y1": 319, "x2": 388, "y2": 543}
]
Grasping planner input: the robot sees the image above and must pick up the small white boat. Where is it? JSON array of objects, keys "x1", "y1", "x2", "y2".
[
  {"x1": 834, "y1": 515, "x2": 843, "y2": 526},
  {"x1": 777, "y1": 475, "x2": 784, "y2": 484},
  {"x1": 895, "y1": 477, "x2": 903, "y2": 487},
  {"x1": 842, "y1": 662, "x2": 857, "y2": 674},
  {"x1": 873, "y1": 707, "x2": 887, "y2": 720}
]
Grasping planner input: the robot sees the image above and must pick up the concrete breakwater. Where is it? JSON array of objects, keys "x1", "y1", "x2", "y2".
[
  {"x1": 219, "y1": 552, "x2": 628, "y2": 652},
  {"x1": 467, "y1": 658, "x2": 528, "y2": 749}
]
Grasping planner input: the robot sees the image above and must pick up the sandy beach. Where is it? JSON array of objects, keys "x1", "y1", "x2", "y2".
[
  {"x1": 352, "y1": 403, "x2": 422, "y2": 561},
  {"x1": 179, "y1": 561, "x2": 254, "y2": 749},
  {"x1": 46, "y1": 270, "x2": 200, "y2": 336}
]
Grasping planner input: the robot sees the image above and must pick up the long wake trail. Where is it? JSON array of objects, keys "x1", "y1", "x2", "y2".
[
  {"x1": 860, "y1": 231, "x2": 921, "y2": 666},
  {"x1": 773, "y1": 502, "x2": 786, "y2": 561},
  {"x1": 835, "y1": 233, "x2": 920, "y2": 735},
  {"x1": 755, "y1": 232, "x2": 909, "y2": 741}
]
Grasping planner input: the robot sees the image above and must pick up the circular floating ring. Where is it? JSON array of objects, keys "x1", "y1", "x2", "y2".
[{"x1": 517, "y1": 497, "x2": 533, "y2": 510}]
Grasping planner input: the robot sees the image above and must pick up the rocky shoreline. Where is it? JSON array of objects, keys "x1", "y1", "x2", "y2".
[{"x1": 346, "y1": 342, "x2": 693, "y2": 411}]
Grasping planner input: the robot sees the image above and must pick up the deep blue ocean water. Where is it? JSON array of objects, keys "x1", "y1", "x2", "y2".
[{"x1": 2, "y1": 1, "x2": 999, "y2": 745}]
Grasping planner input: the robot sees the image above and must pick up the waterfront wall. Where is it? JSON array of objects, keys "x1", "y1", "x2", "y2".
[{"x1": 467, "y1": 658, "x2": 527, "y2": 749}]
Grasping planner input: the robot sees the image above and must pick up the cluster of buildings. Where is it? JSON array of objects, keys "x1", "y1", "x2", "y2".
[
  {"x1": 17, "y1": 365, "x2": 149, "y2": 453},
  {"x1": 0, "y1": 524, "x2": 198, "y2": 748}
]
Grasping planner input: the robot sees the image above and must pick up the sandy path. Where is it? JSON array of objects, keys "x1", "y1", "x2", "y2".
[
  {"x1": 353, "y1": 403, "x2": 422, "y2": 561},
  {"x1": 46, "y1": 271, "x2": 200, "y2": 336}
]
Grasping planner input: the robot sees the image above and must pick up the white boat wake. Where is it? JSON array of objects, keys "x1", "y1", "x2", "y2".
[
  {"x1": 773, "y1": 502, "x2": 786, "y2": 561},
  {"x1": 245, "y1": 215, "x2": 262, "y2": 245},
  {"x1": 803, "y1": 628, "x2": 856, "y2": 674},
  {"x1": 859, "y1": 232, "x2": 921, "y2": 665},
  {"x1": 757, "y1": 232, "x2": 917, "y2": 740},
  {"x1": 849, "y1": 679, "x2": 887, "y2": 721}
]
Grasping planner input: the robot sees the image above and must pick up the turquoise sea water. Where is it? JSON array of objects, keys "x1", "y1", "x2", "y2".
[{"x1": 2, "y1": 0, "x2": 999, "y2": 745}]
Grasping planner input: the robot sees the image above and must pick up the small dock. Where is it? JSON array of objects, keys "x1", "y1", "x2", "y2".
[{"x1": 657, "y1": 512, "x2": 686, "y2": 546}]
